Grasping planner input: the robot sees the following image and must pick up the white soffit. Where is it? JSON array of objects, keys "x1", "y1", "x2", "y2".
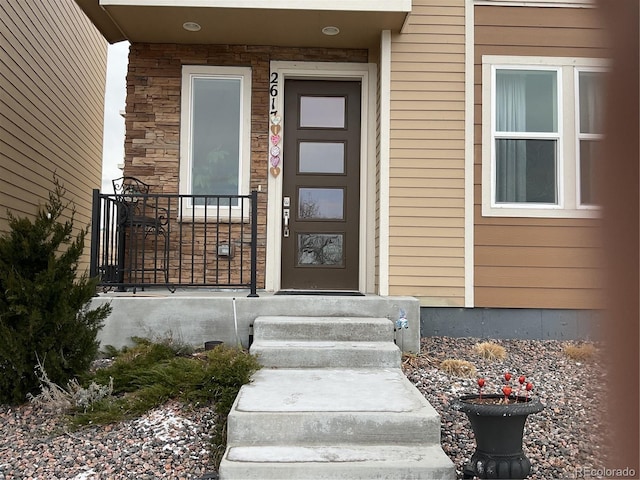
[{"x1": 90, "y1": 0, "x2": 410, "y2": 46}]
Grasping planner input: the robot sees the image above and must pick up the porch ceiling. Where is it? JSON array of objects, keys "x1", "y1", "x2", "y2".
[{"x1": 75, "y1": 0, "x2": 410, "y2": 47}]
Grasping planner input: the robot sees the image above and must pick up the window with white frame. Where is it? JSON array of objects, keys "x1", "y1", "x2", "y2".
[
  {"x1": 179, "y1": 65, "x2": 251, "y2": 214},
  {"x1": 481, "y1": 56, "x2": 607, "y2": 218}
]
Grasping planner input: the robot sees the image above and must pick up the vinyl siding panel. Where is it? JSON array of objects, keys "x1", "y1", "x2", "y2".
[
  {"x1": 390, "y1": 1, "x2": 466, "y2": 308},
  {"x1": 474, "y1": 5, "x2": 606, "y2": 309},
  {"x1": 390, "y1": 0, "x2": 466, "y2": 306},
  {"x1": 0, "y1": 0, "x2": 106, "y2": 266}
]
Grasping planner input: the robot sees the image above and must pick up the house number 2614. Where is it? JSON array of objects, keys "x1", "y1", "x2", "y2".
[{"x1": 270, "y1": 72, "x2": 278, "y2": 114}]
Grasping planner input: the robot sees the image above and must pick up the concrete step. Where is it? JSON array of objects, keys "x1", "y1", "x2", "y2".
[
  {"x1": 227, "y1": 368, "x2": 442, "y2": 446},
  {"x1": 252, "y1": 316, "x2": 395, "y2": 342},
  {"x1": 221, "y1": 313, "x2": 455, "y2": 480},
  {"x1": 250, "y1": 340, "x2": 401, "y2": 368},
  {"x1": 219, "y1": 444, "x2": 455, "y2": 480}
]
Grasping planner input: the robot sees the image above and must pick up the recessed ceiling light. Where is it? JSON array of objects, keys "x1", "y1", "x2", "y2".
[
  {"x1": 183, "y1": 21, "x2": 201, "y2": 32},
  {"x1": 321, "y1": 26, "x2": 340, "y2": 36}
]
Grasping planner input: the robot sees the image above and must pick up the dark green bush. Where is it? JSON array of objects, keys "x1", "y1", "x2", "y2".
[
  {"x1": 75, "y1": 340, "x2": 260, "y2": 468},
  {"x1": 0, "y1": 180, "x2": 111, "y2": 405}
]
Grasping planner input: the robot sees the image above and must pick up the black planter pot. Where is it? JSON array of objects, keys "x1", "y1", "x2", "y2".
[{"x1": 456, "y1": 394, "x2": 544, "y2": 480}]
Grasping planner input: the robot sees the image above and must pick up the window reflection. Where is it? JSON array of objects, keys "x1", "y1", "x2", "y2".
[
  {"x1": 297, "y1": 234, "x2": 343, "y2": 266},
  {"x1": 298, "y1": 188, "x2": 344, "y2": 220}
]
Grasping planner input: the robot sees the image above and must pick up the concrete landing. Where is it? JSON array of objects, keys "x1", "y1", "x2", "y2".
[
  {"x1": 227, "y1": 368, "x2": 441, "y2": 446},
  {"x1": 234, "y1": 368, "x2": 423, "y2": 412}
]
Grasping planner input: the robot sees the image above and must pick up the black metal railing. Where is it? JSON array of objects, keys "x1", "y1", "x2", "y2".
[{"x1": 90, "y1": 189, "x2": 259, "y2": 296}]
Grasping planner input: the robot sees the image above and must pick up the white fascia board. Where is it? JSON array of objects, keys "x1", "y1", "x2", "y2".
[
  {"x1": 100, "y1": 0, "x2": 412, "y2": 12},
  {"x1": 379, "y1": 30, "x2": 391, "y2": 297},
  {"x1": 474, "y1": 0, "x2": 595, "y2": 7}
]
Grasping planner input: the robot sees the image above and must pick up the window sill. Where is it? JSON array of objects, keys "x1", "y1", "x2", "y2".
[
  {"x1": 482, "y1": 204, "x2": 601, "y2": 219},
  {"x1": 177, "y1": 206, "x2": 250, "y2": 224}
]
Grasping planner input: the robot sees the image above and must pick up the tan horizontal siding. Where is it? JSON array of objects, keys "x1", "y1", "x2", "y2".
[
  {"x1": 476, "y1": 224, "x2": 601, "y2": 248},
  {"x1": 407, "y1": 5, "x2": 465, "y2": 17},
  {"x1": 479, "y1": 6, "x2": 603, "y2": 28},
  {"x1": 382, "y1": 0, "x2": 464, "y2": 306},
  {"x1": 393, "y1": 257, "x2": 465, "y2": 269},
  {"x1": 393, "y1": 128, "x2": 464, "y2": 140},
  {"x1": 391, "y1": 109, "x2": 464, "y2": 121},
  {"x1": 391, "y1": 216, "x2": 463, "y2": 229},
  {"x1": 476, "y1": 26, "x2": 603, "y2": 49},
  {"x1": 389, "y1": 118, "x2": 465, "y2": 130},
  {"x1": 474, "y1": 4, "x2": 606, "y2": 309},
  {"x1": 391, "y1": 167, "x2": 464, "y2": 179},
  {"x1": 0, "y1": 0, "x2": 107, "y2": 268},
  {"x1": 476, "y1": 246, "x2": 604, "y2": 268},
  {"x1": 389, "y1": 233, "x2": 464, "y2": 248},
  {"x1": 475, "y1": 287, "x2": 605, "y2": 310},
  {"x1": 473, "y1": 45, "x2": 608, "y2": 60},
  {"x1": 391, "y1": 176, "x2": 464, "y2": 189},
  {"x1": 391, "y1": 286, "x2": 466, "y2": 304},
  {"x1": 476, "y1": 266, "x2": 603, "y2": 289}
]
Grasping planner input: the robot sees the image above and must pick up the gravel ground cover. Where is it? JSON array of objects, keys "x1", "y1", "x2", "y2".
[
  {"x1": 403, "y1": 336, "x2": 610, "y2": 480},
  {"x1": 0, "y1": 400, "x2": 216, "y2": 480},
  {"x1": 0, "y1": 336, "x2": 609, "y2": 479}
]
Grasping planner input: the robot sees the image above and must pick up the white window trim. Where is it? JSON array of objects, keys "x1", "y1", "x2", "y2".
[
  {"x1": 481, "y1": 55, "x2": 608, "y2": 219},
  {"x1": 179, "y1": 65, "x2": 252, "y2": 221}
]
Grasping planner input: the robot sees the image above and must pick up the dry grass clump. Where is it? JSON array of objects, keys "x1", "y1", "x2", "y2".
[
  {"x1": 27, "y1": 358, "x2": 113, "y2": 413},
  {"x1": 440, "y1": 359, "x2": 477, "y2": 378},
  {"x1": 474, "y1": 341, "x2": 507, "y2": 360},
  {"x1": 563, "y1": 342, "x2": 598, "y2": 361}
]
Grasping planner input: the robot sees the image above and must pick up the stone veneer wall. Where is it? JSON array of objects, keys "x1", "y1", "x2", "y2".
[{"x1": 124, "y1": 44, "x2": 369, "y2": 288}]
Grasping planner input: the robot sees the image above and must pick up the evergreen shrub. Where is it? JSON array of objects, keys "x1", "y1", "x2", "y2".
[{"x1": 0, "y1": 180, "x2": 111, "y2": 404}]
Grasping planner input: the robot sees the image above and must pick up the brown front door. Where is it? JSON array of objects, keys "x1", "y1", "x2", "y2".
[{"x1": 281, "y1": 80, "x2": 361, "y2": 291}]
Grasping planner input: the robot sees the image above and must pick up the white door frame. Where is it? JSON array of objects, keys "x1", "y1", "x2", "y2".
[{"x1": 265, "y1": 61, "x2": 377, "y2": 292}]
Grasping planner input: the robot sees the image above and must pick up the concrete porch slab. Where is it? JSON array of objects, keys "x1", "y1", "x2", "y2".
[{"x1": 90, "y1": 291, "x2": 421, "y2": 352}]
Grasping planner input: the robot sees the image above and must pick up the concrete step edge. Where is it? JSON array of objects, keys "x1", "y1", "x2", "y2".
[
  {"x1": 254, "y1": 316, "x2": 393, "y2": 323},
  {"x1": 218, "y1": 444, "x2": 456, "y2": 480},
  {"x1": 223, "y1": 444, "x2": 452, "y2": 463},
  {"x1": 227, "y1": 411, "x2": 441, "y2": 446},
  {"x1": 253, "y1": 317, "x2": 394, "y2": 340},
  {"x1": 250, "y1": 340, "x2": 400, "y2": 349}
]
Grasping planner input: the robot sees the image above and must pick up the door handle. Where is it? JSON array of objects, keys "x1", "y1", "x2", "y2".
[{"x1": 283, "y1": 208, "x2": 290, "y2": 237}]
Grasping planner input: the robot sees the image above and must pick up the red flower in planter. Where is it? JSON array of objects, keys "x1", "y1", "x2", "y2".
[
  {"x1": 502, "y1": 385, "x2": 512, "y2": 402},
  {"x1": 525, "y1": 381, "x2": 534, "y2": 399},
  {"x1": 473, "y1": 373, "x2": 537, "y2": 403},
  {"x1": 477, "y1": 377, "x2": 485, "y2": 398}
]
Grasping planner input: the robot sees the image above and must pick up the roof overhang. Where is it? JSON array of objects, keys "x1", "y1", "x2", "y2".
[{"x1": 75, "y1": 0, "x2": 411, "y2": 48}]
